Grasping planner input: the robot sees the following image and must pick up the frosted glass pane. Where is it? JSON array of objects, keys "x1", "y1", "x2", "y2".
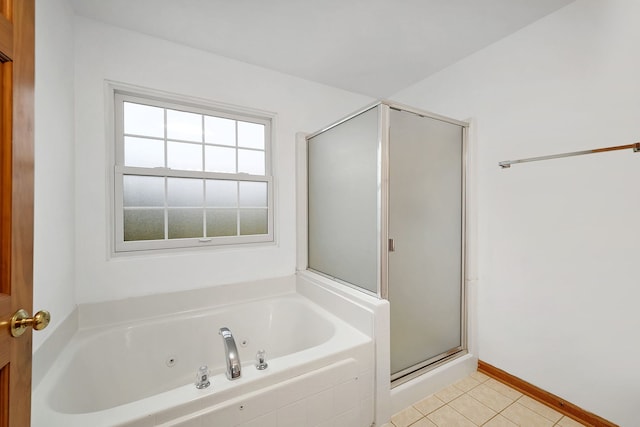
[
  {"x1": 239, "y1": 209, "x2": 267, "y2": 235},
  {"x1": 307, "y1": 107, "x2": 379, "y2": 293},
  {"x1": 388, "y1": 108, "x2": 463, "y2": 376},
  {"x1": 124, "y1": 136, "x2": 165, "y2": 168},
  {"x1": 167, "y1": 141, "x2": 202, "y2": 171},
  {"x1": 167, "y1": 178, "x2": 203, "y2": 207},
  {"x1": 124, "y1": 209, "x2": 164, "y2": 241},
  {"x1": 239, "y1": 181, "x2": 267, "y2": 207},
  {"x1": 166, "y1": 109, "x2": 202, "y2": 142},
  {"x1": 206, "y1": 209, "x2": 237, "y2": 237},
  {"x1": 204, "y1": 116, "x2": 235, "y2": 146},
  {"x1": 237, "y1": 121, "x2": 264, "y2": 149},
  {"x1": 205, "y1": 146, "x2": 236, "y2": 173},
  {"x1": 168, "y1": 209, "x2": 204, "y2": 238},
  {"x1": 238, "y1": 149, "x2": 265, "y2": 175},
  {"x1": 205, "y1": 180, "x2": 237, "y2": 207},
  {"x1": 123, "y1": 175, "x2": 164, "y2": 207},
  {"x1": 124, "y1": 102, "x2": 164, "y2": 138}
]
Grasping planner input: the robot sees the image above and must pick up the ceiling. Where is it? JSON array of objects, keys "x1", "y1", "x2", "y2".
[{"x1": 70, "y1": 0, "x2": 574, "y2": 98}]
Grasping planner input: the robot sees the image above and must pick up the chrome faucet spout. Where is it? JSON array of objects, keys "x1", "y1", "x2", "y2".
[{"x1": 219, "y1": 327, "x2": 241, "y2": 380}]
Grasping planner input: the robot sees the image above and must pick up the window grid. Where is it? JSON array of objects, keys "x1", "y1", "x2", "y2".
[
  {"x1": 114, "y1": 91, "x2": 273, "y2": 252},
  {"x1": 120, "y1": 100, "x2": 268, "y2": 173}
]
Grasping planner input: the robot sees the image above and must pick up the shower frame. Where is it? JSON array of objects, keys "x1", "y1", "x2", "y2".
[{"x1": 303, "y1": 101, "x2": 470, "y2": 384}]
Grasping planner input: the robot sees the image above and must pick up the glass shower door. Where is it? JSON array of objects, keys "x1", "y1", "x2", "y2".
[
  {"x1": 307, "y1": 106, "x2": 380, "y2": 294},
  {"x1": 388, "y1": 108, "x2": 464, "y2": 380}
]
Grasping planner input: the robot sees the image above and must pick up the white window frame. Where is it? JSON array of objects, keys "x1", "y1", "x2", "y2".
[{"x1": 111, "y1": 86, "x2": 275, "y2": 253}]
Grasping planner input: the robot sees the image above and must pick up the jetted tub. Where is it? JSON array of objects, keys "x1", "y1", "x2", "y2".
[{"x1": 32, "y1": 292, "x2": 374, "y2": 427}]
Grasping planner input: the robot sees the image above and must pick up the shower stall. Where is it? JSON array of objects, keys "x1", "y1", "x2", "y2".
[{"x1": 304, "y1": 101, "x2": 468, "y2": 385}]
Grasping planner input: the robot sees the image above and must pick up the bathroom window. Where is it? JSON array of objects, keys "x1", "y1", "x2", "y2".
[{"x1": 113, "y1": 91, "x2": 273, "y2": 252}]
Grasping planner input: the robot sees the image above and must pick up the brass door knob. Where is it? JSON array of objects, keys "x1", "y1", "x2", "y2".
[{"x1": 10, "y1": 309, "x2": 50, "y2": 337}]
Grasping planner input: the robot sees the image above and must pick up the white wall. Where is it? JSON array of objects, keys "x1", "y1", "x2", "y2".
[
  {"x1": 33, "y1": 0, "x2": 76, "y2": 351},
  {"x1": 392, "y1": 1, "x2": 640, "y2": 425},
  {"x1": 73, "y1": 17, "x2": 373, "y2": 304}
]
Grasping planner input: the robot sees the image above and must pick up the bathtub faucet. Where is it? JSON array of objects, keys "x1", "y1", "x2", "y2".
[{"x1": 218, "y1": 327, "x2": 241, "y2": 380}]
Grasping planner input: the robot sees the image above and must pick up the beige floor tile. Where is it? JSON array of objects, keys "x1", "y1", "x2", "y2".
[
  {"x1": 469, "y1": 371, "x2": 491, "y2": 383},
  {"x1": 427, "y1": 405, "x2": 476, "y2": 427},
  {"x1": 434, "y1": 384, "x2": 465, "y2": 403},
  {"x1": 409, "y1": 417, "x2": 437, "y2": 427},
  {"x1": 484, "y1": 379, "x2": 523, "y2": 401},
  {"x1": 501, "y1": 402, "x2": 554, "y2": 427},
  {"x1": 454, "y1": 376, "x2": 482, "y2": 392},
  {"x1": 413, "y1": 394, "x2": 446, "y2": 416},
  {"x1": 557, "y1": 416, "x2": 588, "y2": 426},
  {"x1": 467, "y1": 384, "x2": 514, "y2": 412},
  {"x1": 391, "y1": 406, "x2": 423, "y2": 427},
  {"x1": 448, "y1": 394, "x2": 496, "y2": 425},
  {"x1": 390, "y1": 373, "x2": 585, "y2": 427},
  {"x1": 482, "y1": 414, "x2": 518, "y2": 426},
  {"x1": 516, "y1": 395, "x2": 563, "y2": 422}
]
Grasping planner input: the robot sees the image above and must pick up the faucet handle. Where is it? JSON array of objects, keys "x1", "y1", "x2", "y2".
[
  {"x1": 195, "y1": 365, "x2": 211, "y2": 389},
  {"x1": 256, "y1": 349, "x2": 268, "y2": 370}
]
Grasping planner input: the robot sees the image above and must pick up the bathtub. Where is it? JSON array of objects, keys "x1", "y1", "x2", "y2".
[{"x1": 32, "y1": 289, "x2": 374, "y2": 427}]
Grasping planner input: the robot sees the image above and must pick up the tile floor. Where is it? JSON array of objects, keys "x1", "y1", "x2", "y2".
[{"x1": 384, "y1": 371, "x2": 586, "y2": 427}]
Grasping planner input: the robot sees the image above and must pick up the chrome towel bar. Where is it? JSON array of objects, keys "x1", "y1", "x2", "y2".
[{"x1": 499, "y1": 142, "x2": 640, "y2": 169}]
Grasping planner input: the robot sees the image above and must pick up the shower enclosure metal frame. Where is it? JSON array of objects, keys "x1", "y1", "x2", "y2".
[{"x1": 305, "y1": 101, "x2": 469, "y2": 383}]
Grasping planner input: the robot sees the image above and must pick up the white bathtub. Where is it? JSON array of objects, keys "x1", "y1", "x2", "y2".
[{"x1": 32, "y1": 289, "x2": 374, "y2": 427}]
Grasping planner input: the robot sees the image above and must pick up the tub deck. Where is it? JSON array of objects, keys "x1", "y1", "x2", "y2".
[{"x1": 32, "y1": 289, "x2": 374, "y2": 427}]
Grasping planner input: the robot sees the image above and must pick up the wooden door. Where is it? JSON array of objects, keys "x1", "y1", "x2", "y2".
[{"x1": 0, "y1": 1, "x2": 35, "y2": 426}]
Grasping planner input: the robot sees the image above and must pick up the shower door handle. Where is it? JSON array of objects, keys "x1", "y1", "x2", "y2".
[{"x1": 388, "y1": 238, "x2": 395, "y2": 252}]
